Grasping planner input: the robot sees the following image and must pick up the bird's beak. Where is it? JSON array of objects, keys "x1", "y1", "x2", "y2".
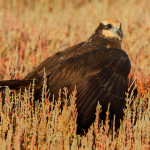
[{"x1": 117, "y1": 28, "x2": 123, "y2": 39}]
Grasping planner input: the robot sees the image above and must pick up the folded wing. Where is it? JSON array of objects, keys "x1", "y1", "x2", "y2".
[{"x1": 47, "y1": 48, "x2": 131, "y2": 133}]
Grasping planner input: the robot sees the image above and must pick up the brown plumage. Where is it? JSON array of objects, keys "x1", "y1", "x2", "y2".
[{"x1": 0, "y1": 18, "x2": 130, "y2": 134}]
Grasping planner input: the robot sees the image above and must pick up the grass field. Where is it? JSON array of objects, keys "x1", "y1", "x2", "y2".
[{"x1": 0, "y1": 0, "x2": 150, "y2": 149}]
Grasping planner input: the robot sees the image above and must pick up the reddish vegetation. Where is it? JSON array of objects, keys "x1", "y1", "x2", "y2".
[{"x1": 0, "y1": 0, "x2": 149, "y2": 149}]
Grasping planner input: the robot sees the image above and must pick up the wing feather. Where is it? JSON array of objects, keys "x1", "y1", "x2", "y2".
[{"x1": 47, "y1": 48, "x2": 130, "y2": 132}]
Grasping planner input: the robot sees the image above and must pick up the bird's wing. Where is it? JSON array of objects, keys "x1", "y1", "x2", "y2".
[
  {"x1": 23, "y1": 41, "x2": 102, "y2": 81},
  {"x1": 23, "y1": 42, "x2": 85, "y2": 80},
  {"x1": 47, "y1": 48, "x2": 131, "y2": 132}
]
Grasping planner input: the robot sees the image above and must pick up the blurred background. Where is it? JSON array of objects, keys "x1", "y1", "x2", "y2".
[
  {"x1": 0, "y1": 1, "x2": 149, "y2": 149},
  {"x1": 0, "y1": 0, "x2": 149, "y2": 86}
]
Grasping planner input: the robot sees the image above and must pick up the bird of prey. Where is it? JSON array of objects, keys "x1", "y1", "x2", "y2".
[{"x1": 0, "y1": 18, "x2": 130, "y2": 134}]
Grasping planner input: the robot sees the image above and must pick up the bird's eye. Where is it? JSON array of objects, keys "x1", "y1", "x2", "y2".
[{"x1": 107, "y1": 24, "x2": 112, "y2": 29}]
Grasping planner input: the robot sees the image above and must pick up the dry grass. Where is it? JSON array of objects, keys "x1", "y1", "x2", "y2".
[{"x1": 0, "y1": 0, "x2": 150, "y2": 149}]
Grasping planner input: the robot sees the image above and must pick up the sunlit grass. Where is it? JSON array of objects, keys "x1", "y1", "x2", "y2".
[
  {"x1": 0, "y1": 82, "x2": 149, "y2": 149},
  {"x1": 0, "y1": 0, "x2": 149, "y2": 149}
]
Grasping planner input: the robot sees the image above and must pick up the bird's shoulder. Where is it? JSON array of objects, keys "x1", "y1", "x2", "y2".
[{"x1": 56, "y1": 48, "x2": 131, "y2": 76}]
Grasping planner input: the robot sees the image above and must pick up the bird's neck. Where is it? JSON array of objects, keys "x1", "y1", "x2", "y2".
[{"x1": 87, "y1": 34, "x2": 122, "y2": 49}]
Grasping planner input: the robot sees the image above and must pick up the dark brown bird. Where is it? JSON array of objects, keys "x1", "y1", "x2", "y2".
[{"x1": 0, "y1": 18, "x2": 130, "y2": 134}]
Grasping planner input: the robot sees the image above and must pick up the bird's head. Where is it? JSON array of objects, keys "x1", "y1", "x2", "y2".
[
  {"x1": 100, "y1": 18, "x2": 123, "y2": 41},
  {"x1": 89, "y1": 18, "x2": 123, "y2": 48}
]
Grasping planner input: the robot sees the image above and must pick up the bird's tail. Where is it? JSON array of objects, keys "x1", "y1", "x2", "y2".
[{"x1": 0, "y1": 79, "x2": 38, "y2": 92}]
